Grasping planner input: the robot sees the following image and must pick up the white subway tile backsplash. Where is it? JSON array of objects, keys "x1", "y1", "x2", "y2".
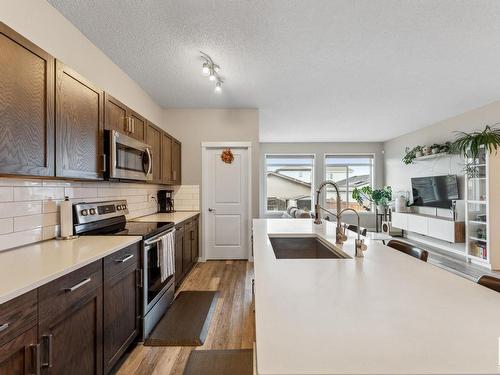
[
  {"x1": 14, "y1": 187, "x2": 65, "y2": 201},
  {"x1": 42, "y1": 199, "x2": 61, "y2": 213},
  {"x1": 14, "y1": 213, "x2": 59, "y2": 232},
  {"x1": 0, "y1": 201, "x2": 42, "y2": 219},
  {"x1": 0, "y1": 187, "x2": 13, "y2": 202},
  {"x1": 0, "y1": 218, "x2": 13, "y2": 235},
  {"x1": 42, "y1": 225, "x2": 60, "y2": 240},
  {"x1": 0, "y1": 228, "x2": 43, "y2": 251},
  {"x1": 0, "y1": 177, "x2": 197, "y2": 251},
  {"x1": 64, "y1": 187, "x2": 98, "y2": 199},
  {"x1": 0, "y1": 179, "x2": 42, "y2": 187}
]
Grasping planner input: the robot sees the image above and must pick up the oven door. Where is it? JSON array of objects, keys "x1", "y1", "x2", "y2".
[
  {"x1": 108, "y1": 130, "x2": 153, "y2": 181},
  {"x1": 143, "y1": 230, "x2": 175, "y2": 314}
]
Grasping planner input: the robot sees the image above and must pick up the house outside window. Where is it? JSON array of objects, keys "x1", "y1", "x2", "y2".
[
  {"x1": 265, "y1": 154, "x2": 315, "y2": 213},
  {"x1": 324, "y1": 155, "x2": 374, "y2": 212}
]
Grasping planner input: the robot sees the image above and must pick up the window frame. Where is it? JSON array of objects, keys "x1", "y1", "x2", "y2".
[
  {"x1": 264, "y1": 153, "x2": 316, "y2": 216},
  {"x1": 323, "y1": 153, "x2": 375, "y2": 212}
]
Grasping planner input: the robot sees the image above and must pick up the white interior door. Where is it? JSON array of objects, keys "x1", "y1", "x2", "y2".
[{"x1": 204, "y1": 147, "x2": 249, "y2": 259}]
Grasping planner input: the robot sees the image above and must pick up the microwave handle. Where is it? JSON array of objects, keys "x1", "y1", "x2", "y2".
[{"x1": 145, "y1": 147, "x2": 153, "y2": 176}]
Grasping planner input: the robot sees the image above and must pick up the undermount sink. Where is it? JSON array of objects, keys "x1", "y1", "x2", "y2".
[{"x1": 269, "y1": 236, "x2": 351, "y2": 259}]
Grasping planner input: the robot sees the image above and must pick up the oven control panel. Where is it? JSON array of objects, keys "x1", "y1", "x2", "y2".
[{"x1": 73, "y1": 200, "x2": 129, "y2": 224}]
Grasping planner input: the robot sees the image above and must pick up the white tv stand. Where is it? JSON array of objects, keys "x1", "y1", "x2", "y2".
[{"x1": 391, "y1": 211, "x2": 465, "y2": 243}]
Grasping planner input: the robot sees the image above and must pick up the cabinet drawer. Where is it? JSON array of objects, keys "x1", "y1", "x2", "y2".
[
  {"x1": 391, "y1": 212, "x2": 408, "y2": 230},
  {"x1": 104, "y1": 242, "x2": 140, "y2": 280},
  {"x1": 407, "y1": 215, "x2": 428, "y2": 235},
  {"x1": 39, "y1": 260, "x2": 102, "y2": 322},
  {"x1": 0, "y1": 290, "x2": 37, "y2": 347}
]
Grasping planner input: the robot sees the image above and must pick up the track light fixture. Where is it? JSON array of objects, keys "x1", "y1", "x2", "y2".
[{"x1": 200, "y1": 51, "x2": 224, "y2": 94}]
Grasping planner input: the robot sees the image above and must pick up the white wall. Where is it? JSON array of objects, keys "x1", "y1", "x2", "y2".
[
  {"x1": 384, "y1": 99, "x2": 500, "y2": 195},
  {"x1": 163, "y1": 109, "x2": 260, "y2": 218},
  {"x1": 384, "y1": 99, "x2": 500, "y2": 253},
  {"x1": 1, "y1": 0, "x2": 163, "y2": 125},
  {"x1": 259, "y1": 142, "x2": 385, "y2": 229}
]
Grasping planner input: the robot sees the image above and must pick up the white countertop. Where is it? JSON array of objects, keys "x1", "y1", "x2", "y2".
[
  {"x1": 253, "y1": 219, "x2": 500, "y2": 375},
  {"x1": 0, "y1": 236, "x2": 141, "y2": 304},
  {"x1": 133, "y1": 211, "x2": 199, "y2": 225}
]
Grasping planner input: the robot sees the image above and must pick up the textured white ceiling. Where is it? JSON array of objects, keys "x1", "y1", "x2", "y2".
[{"x1": 48, "y1": 0, "x2": 500, "y2": 142}]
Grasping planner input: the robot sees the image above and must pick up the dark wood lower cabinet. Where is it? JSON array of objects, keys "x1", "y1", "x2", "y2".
[
  {"x1": 0, "y1": 327, "x2": 38, "y2": 375},
  {"x1": 103, "y1": 264, "x2": 140, "y2": 373},
  {"x1": 175, "y1": 215, "x2": 200, "y2": 287},
  {"x1": 175, "y1": 225, "x2": 185, "y2": 284},
  {"x1": 39, "y1": 287, "x2": 103, "y2": 375}
]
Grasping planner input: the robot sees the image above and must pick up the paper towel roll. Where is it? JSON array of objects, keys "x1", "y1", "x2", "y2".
[{"x1": 60, "y1": 196, "x2": 73, "y2": 238}]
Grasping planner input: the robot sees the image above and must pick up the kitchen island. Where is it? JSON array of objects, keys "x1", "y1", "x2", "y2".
[{"x1": 253, "y1": 218, "x2": 500, "y2": 374}]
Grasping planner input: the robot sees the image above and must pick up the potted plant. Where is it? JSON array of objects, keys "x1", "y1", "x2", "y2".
[
  {"x1": 402, "y1": 145, "x2": 423, "y2": 165},
  {"x1": 452, "y1": 125, "x2": 500, "y2": 159},
  {"x1": 352, "y1": 186, "x2": 392, "y2": 211},
  {"x1": 430, "y1": 143, "x2": 441, "y2": 154}
]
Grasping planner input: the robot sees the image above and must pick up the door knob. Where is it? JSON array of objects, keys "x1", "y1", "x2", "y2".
[{"x1": 208, "y1": 208, "x2": 216, "y2": 212}]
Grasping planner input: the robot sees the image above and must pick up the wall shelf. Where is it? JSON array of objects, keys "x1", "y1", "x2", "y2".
[{"x1": 414, "y1": 152, "x2": 451, "y2": 161}]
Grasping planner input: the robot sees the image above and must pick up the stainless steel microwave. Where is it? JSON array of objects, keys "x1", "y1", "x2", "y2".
[{"x1": 105, "y1": 130, "x2": 153, "y2": 181}]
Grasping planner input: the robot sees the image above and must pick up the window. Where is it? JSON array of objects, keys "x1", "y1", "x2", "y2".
[
  {"x1": 265, "y1": 154, "x2": 314, "y2": 212},
  {"x1": 324, "y1": 155, "x2": 374, "y2": 212}
]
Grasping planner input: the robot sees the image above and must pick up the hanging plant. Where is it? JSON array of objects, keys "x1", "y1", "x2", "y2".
[
  {"x1": 402, "y1": 145, "x2": 423, "y2": 165},
  {"x1": 220, "y1": 148, "x2": 234, "y2": 164},
  {"x1": 452, "y1": 125, "x2": 500, "y2": 177},
  {"x1": 451, "y1": 125, "x2": 500, "y2": 159}
]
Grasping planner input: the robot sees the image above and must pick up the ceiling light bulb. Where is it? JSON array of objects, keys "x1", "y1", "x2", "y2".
[
  {"x1": 213, "y1": 64, "x2": 220, "y2": 73},
  {"x1": 214, "y1": 82, "x2": 222, "y2": 93},
  {"x1": 209, "y1": 70, "x2": 216, "y2": 81},
  {"x1": 202, "y1": 63, "x2": 210, "y2": 76}
]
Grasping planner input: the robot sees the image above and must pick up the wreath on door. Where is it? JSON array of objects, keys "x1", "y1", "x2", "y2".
[{"x1": 220, "y1": 148, "x2": 234, "y2": 164}]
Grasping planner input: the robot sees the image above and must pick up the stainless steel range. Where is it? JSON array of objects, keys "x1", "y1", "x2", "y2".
[{"x1": 73, "y1": 200, "x2": 175, "y2": 340}]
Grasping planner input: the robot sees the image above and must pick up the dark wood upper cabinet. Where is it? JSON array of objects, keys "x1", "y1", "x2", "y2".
[
  {"x1": 129, "y1": 111, "x2": 146, "y2": 142},
  {"x1": 55, "y1": 61, "x2": 104, "y2": 180},
  {"x1": 104, "y1": 93, "x2": 128, "y2": 135},
  {"x1": 146, "y1": 122, "x2": 162, "y2": 184},
  {"x1": 172, "y1": 138, "x2": 182, "y2": 185},
  {"x1": 161, "y1": 133, "x2": 173, "y2": 184},
  {"x1": 0, "y1": 22, "x2": 55, "y2": 177},
  {"x1": 104, "y1": 94, "x2": 145, "y2": 141}
]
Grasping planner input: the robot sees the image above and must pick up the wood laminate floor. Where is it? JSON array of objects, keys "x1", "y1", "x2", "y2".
[{"x1": 116, "y1": 261, "x2": 255, "y2": 375}]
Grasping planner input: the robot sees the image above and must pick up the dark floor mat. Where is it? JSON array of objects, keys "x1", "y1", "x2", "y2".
[
  {"x1": 144, "y1": 291, "x2": 219, "y2": 346},
  {"x1": 183, "y1": 349, "x2": 253, "y2": 375}
]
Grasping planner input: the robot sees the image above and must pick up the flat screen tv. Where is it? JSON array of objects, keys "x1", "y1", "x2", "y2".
[{"x1": 411, "y1": 175, "x2": 459, "y2": 209}]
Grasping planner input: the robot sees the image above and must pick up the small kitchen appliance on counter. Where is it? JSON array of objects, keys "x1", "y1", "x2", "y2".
[
  {"x1": 73, "y1": 199, "x2": 175, "y2": 340},
  {"x1": 157, "y1": 190, "x2": 175, "y2": 213}
]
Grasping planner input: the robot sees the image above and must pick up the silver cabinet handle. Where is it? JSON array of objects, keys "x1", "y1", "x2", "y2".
[
  {"x1": 145, "y1": 148, "x2": 153, "y2": 176},
  {"x1": 116, "y1": 254, "x2": 134, "y2": 263},
  {"x1": 101, "y1": 154, "x2": 107, "y2": 173},
  {"x1": 64, "y1": 277, "x2": 91, "y2": 292},
  {"x1": 0, "y1": 323, "x2": 8, "y2": 332},
  {"x1": 208, "y1": 208, "x2": 216, "y2": 212},
  {"x1": 41, "y1": 335, "x2": 53, "y2": 368},
  {"x1": 30, "y1": 343, "x2": 40, "y2": 375}
]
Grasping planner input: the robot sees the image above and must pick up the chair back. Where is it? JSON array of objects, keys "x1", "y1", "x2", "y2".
[
  {"x1": 477, "y1": 275, "x2": 500, "y2": 293},
  {"x1": 386, "y1": 239, "x2": 428, "y2": 262}
]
